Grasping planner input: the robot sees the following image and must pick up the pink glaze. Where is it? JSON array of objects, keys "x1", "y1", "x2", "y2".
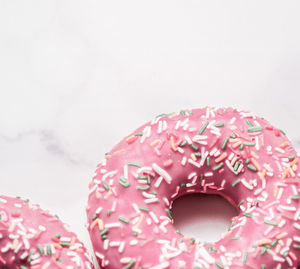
[
  {"x1": 87, "y1": 107, "x2": 300, "y2": 269},
  {"x1": 0, "y1": 195, "x2": 93, "y2": 269}
]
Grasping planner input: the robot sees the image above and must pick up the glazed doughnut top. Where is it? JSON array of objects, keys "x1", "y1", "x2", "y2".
[
  {"x1": 87, "y1": 107, "x2": 300, "y2": 269},
  {"x1": 0, "y1": 195, "x2": 93, "y2": 269}
]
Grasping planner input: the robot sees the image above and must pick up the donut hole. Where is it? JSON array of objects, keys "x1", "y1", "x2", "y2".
[{"x1": 171, "y1": 193, "x2": 238, "y2": 243}]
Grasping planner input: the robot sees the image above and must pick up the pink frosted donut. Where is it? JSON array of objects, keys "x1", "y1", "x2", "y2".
[
  {"x1": 87, "y1": 107, "x2": 300, "y2": 269},
  {"x1": 0, "y1": 195, "x2": 93, "y2": 269}
]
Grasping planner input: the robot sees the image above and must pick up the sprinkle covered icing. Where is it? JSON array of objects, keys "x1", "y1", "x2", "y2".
[
  {"x1": 87, "y1": 107, "x2": 300, "y2": 269},
  {"x1": 0, "y1": 195, "x2": 93, "y2": 268}
]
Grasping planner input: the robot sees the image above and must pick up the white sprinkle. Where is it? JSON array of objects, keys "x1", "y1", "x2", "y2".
[
  {"x1": 120, "y1": 257, "x2": 131, "y2": 263},
  {"x1": 291, "y1": 185, "x2": 298, "y2": 195},
  {"x1": 157, "y1": 239, "x2": 170, "y2": 244},
  {"x1": 102, "y1": 170, "x2": 118, "y2": 182},
  {"x1": 95, "y1": 207, "x2": 103, "y2": 214},
  {"x1": 129, "y1": 240, "x2": 138, "y2": 246},
  {"x1": 118, "y1": 242, "x2": 125, "y2": 253},
  {"x1": 269, "y1": 208, "x2": 274, "y2": 219},
  {"x1": 137, "y1": 166, "x2": 152, "y2": 174},
  {"x1": 275, "y1": 147, "x2": 285, "y2": 154},
  {"x1": 132, "y1": 203, "x2": 140, "y2": 213},
  {"x1": 177, "y1": 147, "x2": 184, "y2": 154},
  {"x1": 228, "y1": 152, "x2": 234, "y2": 160},
  {"x1": 197, "y1": 140, "x2": 208, "y2": 145},
  {"x1": 230, "y1": 156, "x2": 238, "y2": 166},
  {"x1": 131, "y1": 216, "x2": 140, "y2": 225},
  {"x1": 263, "y1": 200, "x2": 280, "y2": 209},
  {"x1": 188, "y1": 172, "x2": 197, "y2": 180},
  {"x1": 237, "y1": 163, "x2": 244, "y2": 173},
  {"x1": 41, "y1": 261, "x2": 50, "y2": 268},
  {"x1": 178, "y1": 260, "x2": 186, "y2": 267},
  {"x1": 111, "y1": 201, "x2": 117, "y2": 212},
  {"x1": 123, "y1": 165, "x2": 128, "y2": 179},
  {"x1": 198, "y1": 247, "x2": 215, "y2": 264},
  {"x1": 286, "y1": 238, "x2": 292, "y2": 247},
  {"x1": 109, "y1": 241, "x2": 120, "y2": 247},
  {"x1": 0, "y1": 198, "x2": 7, "y2": 203},
  {"x1": 210, "y1": 129, "x2": 221, "y2": 136},
  {"x1": 278, "y1": 205, "x2": 296, "y2": 212},
  {"x1": 142, "y1": 192, "x2": 156, "y2": 199},
  {"x1": 182, "y1": 135, "x2": 192, "y2": 146},
  {"x1": 163, "y1": 197, "x2": 170, "y2": 206},
  {"x1": 157, "y1": 121, "x2": 162, "y2": 134},
  {"x1": 152, "y1": 163, "x2": 172, "y2": 184},
  {"x1": 154, "y1": 147, "x2": 161, "y2": 156},
  {"x1": 200, "y1": 151, "x2": 208, "y2": 166},
  {"x1": 193, "y1": 135, "x2": 208, "y2": 141},
  {"x1": 20, "y1": 251, "x2": 28, "y2": 259},
  {"x1": 286, "y1": 256, "x2": 293, "y2": 267},
  {"x1": 220, "y1": 255, "x2": 227, "y2": 266},
  {"x1": 154, "y1": 176, "x2": 164, "y2": 188},
  {"x1": 23, "y1": 239, "x2": 30, "y2": 249},
  {"x1": 188, "y1": 159, "x2": 200, "y2": 168},
  {"x1": 277, "y1": 188, "x2": 284, "y2": 200},
  {"x1": 264, "y1": 225, "x2": 274, "y2": 236},
  {"x1": 140, "y1": 126, "x2": 151, "y2": 143},
  {"x1": 278, "y1": 219, "x2": 286, "y2": 228},
  {"x1": 38, "y1": 225, "x2": 46, "y2": 231},
  {"x1": 132, "y1": 226, "x2": 142, "y2": 234},
  {"x1": 105, "y1": 222, "x2": 121, "y2": 229},
  {"x1": 159, "y1": 220, "x2": 170, "y2": 233},
  {"x1": 254, "y1": 188, "x2": 262, "y2": 196},
  {"x1": 1, "y1": 243, "x2": 11, "y2": 253},
  {"x1": 89, "y1": 184, "x2": 97, "y2": 194},
  {"x1": 209, "y1": 148, "x2": 218, "y2": 156},
  {"x1": 60, "y1": 237, "x2": 71, "y2": 242},
  {"x1": 103, "y1": 239, "x2": 109, "y2": 250},
  {"x1": 293, "y1": 236, "x2": 300, "y2": 242},
  {"x1": 206, "y1": 108, "x2": 210, "y2": 118},
  {"x1": 163, "y1": 120, "x2": 167, "y2": 131},
  {"x1": 241, "y1": 178, "x2": 253, "y2": 190},
  {"x1": 175, "y1": 121, "x2": 181, "y2": 130},
  {"x1": 30, "y1": 258, "x2": 41, "y2": 265},
  {"x1": 273, "y1": 255, "x2": 285, "y2": 263},
  {"x1": 293, "y1": 223, "x2": 300, "y2": 230},
  {"x1": 225, "y1": 160, "x2": 238, "y2": 175},
  {"x1": 95, "y1": 251, "x2": 104, "y2": 260},
  {"x1": 219, "y1": 245, "x2": 226, "y2": 252},
  {"x1": 255, "y1": 136, "x2": 260, "y2": 151},
  {"x1": 149, "y1": 212, "x2": 159, "y2": 224},
  {"x1": 161, "y1": 245, "x2": 182, "y2": 259},
  {"x1": 145, "y1": 198, "x2": 159, "y2": 204}
]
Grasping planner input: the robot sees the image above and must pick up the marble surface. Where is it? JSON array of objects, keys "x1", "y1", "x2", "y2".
[{"x1": 1, "y1": 1, "x2": 300, "y2": 267}]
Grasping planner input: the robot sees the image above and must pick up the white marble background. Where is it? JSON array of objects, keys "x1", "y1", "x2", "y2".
[{"x1": 1, "y1": 0, "x2": 300, "y2": 267}]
